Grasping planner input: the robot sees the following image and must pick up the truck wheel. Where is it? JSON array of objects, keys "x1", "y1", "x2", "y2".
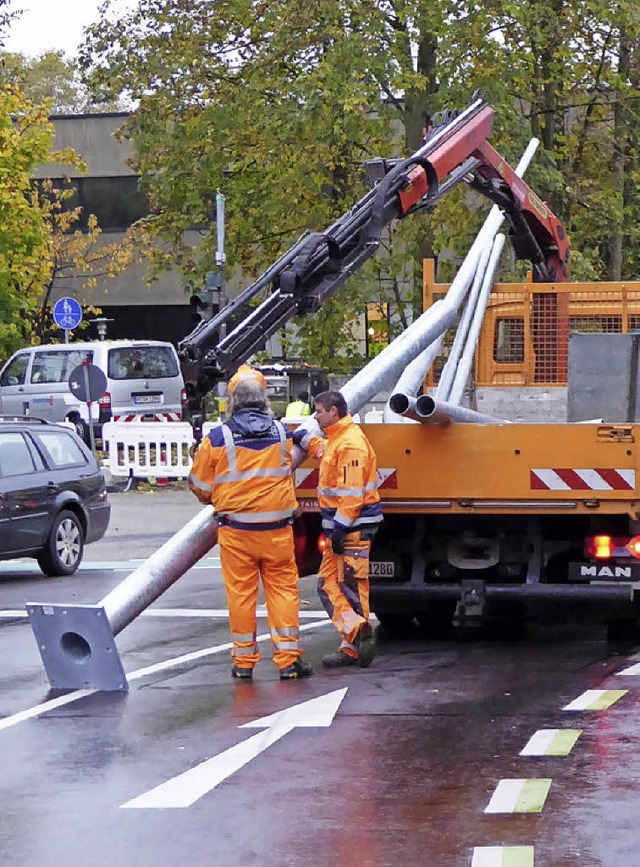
[
  {"x1": 37, "y1": 510, "x2": 85, "y2": 577},
  {"x1": 606, "y1": 618, "x2": 640, "y2": 642},
  {"x1": 416, "y1": 601, "x2": 457, "y2": 637},
  {"x1": 374, "y1": 612, "x2": 415, "y2": 635}
]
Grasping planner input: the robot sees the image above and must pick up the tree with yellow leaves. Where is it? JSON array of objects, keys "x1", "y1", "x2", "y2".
[{"x1": 0, "y1": 84, "x2": 135, "y2": 354}]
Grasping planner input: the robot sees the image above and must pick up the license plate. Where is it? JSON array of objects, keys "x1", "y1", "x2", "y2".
[
  {"x1": 133, "y1": 394, "x2": 161, "y2": 405},
  {"x1": 369, "y1": 561, "x2": 395, "y2": 577},
  {"x1": 568, "y1": 561, "x2": 640, "y2": 581}
]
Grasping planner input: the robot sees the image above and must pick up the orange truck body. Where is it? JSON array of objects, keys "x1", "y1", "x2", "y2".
[{"x1": 294, "y1": 265, "x2": 640, "y2": 632}]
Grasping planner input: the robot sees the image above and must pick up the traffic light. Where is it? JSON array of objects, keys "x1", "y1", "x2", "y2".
[{"x1": 189, "y1": 289, "x2": 216, "y2": 323}]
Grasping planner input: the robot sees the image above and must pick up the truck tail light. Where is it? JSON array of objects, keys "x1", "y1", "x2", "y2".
[
  {"x1": 181, "y1": 387, "x2": 188, "y2": 408},
  {"x1": 318, "y1": 534, "x2": 327, "y2": 554},
  {"x1": 585, "y1": 535, "x2": 640, "y2": 560},
  {"x1": 98, "y1": 392, "x2": 111, "y2": 409},
  {"x1": 585, "y1": 535, "x2": 612, "y2": 558}
]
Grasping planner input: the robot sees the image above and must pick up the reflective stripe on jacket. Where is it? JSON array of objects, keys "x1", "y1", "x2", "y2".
[
  {"x1": 293, "y1": 415, "x2": 382, "y2": 533},
  {"x1": 189, "y1": 414, "x2": 298, "y2": 524}
]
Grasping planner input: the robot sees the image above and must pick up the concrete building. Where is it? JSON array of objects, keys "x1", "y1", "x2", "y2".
[
  {"x1": 35, "y1": 112, "x2": 391, "y2": 363},
  {"x1": 35, "y1": 112, "x2": 201, "y2": 345}
]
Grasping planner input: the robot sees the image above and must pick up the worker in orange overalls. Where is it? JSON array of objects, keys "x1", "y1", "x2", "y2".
[
  {"x1": 293, "y1": 390, "x2": 382, "y2": 668},
  {"x1": 189, "y1": 365, "x2": 313, "y2": 681}
]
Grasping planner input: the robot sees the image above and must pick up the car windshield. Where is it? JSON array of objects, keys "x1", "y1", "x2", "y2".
[
  {"x1": 30, "y1": 350, "x2": 93, "y2": 384},
  {"x1": 107, "y1": 346, "x2": 179, "y2": 380}
]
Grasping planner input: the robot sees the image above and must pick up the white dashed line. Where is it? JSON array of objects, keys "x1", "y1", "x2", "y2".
[
  {"x1": 484, "y1": 778, "x2": 552, "y2": 814},
  {"x1": 520, "y1": 729, "x2": 582, "y2": 757},
  {"x1": 471, "y1": 847, "x2": 534, "y2": 866},
  {"x1": 562, "y1": 689, "x2": 627, "y2": 711}
]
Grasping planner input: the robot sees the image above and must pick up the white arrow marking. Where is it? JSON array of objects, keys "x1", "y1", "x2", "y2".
[{"x1": 121, "y1": 688, "x2": 348, "y2": 809}]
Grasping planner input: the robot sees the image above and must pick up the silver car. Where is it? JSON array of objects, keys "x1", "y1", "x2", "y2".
[{"x1": 0, "y1": 340, "x2": 187, "y2": 440}]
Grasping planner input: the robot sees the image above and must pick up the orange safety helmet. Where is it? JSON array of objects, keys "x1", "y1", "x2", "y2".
[{"x1": 227, "y1": 364, "x2": 267, "y2": 394}]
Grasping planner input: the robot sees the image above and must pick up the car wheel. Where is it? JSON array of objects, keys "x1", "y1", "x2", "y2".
[
  {"x1": 69, "y1": 415, "x2": 89, "y2": 445},
  {"x1": 37, "y1": 510, "x2": 85, "y2": 577}
]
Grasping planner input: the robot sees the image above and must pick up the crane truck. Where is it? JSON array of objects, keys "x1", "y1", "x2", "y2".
[{"x1": 179, "y1": 97, "x2": 640, "y2": 637}]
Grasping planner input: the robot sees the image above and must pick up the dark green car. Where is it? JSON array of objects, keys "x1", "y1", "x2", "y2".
[{"x1": 0, "y1": 417, "x2": 110, "y2": 576}]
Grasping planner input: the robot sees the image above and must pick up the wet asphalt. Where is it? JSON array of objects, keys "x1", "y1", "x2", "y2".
[{"x1": 1, "y1": 490, "x2": 640, "y2": 866}]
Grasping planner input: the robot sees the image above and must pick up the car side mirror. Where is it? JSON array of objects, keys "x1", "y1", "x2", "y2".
[{"x1": 1, "y1": 376, "x2": 19, "y2": 386}]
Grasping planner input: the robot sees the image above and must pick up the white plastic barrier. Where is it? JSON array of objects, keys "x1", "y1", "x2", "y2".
[{"x1": 102, "y1": 421, "x2": 195, "y2": 479}]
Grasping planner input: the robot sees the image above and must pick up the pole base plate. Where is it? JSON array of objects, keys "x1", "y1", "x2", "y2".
[{"x1": 26, "y1": 603, "x2": 128, "y2": 691}]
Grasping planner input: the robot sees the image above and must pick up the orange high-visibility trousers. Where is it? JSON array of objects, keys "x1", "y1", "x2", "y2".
[
  {"x1": 218, "y1": 524, "x2": 302, "y2": 670},
  {"x1": 317, "y1": 531, "x2": 371, "y2": 658}
]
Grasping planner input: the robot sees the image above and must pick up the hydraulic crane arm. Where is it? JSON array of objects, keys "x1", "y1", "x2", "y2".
[{"x1": 178, "y1": 98, "x2": 569, "y2": 419}]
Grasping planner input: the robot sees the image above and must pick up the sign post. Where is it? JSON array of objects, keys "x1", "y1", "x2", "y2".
[
  {"x1": 68, "y1": 361, "x2": 107, "y2": 454},
  {"x1": 53, "y1": 297, "x2": 83, "y2": 342}
]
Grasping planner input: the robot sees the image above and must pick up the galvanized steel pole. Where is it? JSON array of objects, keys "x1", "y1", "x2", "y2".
[{"x1": 27, "y1": 506, "x2": 218, "y2": 691}]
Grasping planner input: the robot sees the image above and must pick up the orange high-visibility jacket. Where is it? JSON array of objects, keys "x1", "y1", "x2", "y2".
[
  {"x1": 189, "y1": 411, "x2": 297, "y2": 528},
  {"x1": 294, "y1": 415, "x2": 383, "y2": 534}
]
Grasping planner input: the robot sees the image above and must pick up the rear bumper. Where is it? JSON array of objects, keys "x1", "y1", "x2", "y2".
[
  {"x1": 86, "y1": 501, "x2": 111, "y2": 544},
  {"x1": 370, "y1": 581, "x2": 639, "y2": 619}
]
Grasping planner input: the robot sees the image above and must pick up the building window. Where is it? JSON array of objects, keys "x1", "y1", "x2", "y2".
[{"x1": 43, "y1": 176, "x2": 149, "y2": 231}]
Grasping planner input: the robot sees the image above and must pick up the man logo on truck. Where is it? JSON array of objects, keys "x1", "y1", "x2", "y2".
[{"x1": 580, "y1": 565, "x2": 633, "y2": 579}]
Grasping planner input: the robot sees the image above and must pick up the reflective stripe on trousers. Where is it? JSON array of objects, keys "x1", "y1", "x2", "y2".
[
  {"x1": 317, "y1": 531, "x2": 371, "y2": 652},
  {"x1": 219, "y1": 524, "x2": 302, "y2": 669}
]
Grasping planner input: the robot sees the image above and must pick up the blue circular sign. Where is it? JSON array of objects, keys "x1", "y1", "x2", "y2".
[{"x1": 53, "y1": 297, "x2": 83, "y2": 330}]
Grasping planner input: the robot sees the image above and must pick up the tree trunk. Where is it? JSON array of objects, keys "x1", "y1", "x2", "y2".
[
  {"x1": 607, "y1": 32, "x2": 630, "y2": 280},
  {"x1": 404, "y1": 30, "x2": 438, "y2": 318}
]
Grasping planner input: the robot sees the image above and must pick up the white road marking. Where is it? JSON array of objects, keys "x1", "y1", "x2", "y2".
[
  {"x1": 0, "y1": 557, "x2": 221, "y2": 574},
  {"x1": 121, "y1": 688, "x2": 348, "y2": 809},
  {"x1": 0, "y1": 690, "x2": 97, "y2": 732},
  {"x1": 562, "y1": 689, "x2": 627, "y2": 711},
  {"x1": 484, "y1": 778, "x2": 552, "y2": 814},
  {"x1": 617, "y1": 661, "x2": 640, "y2": 676},
  {"x1": 472, "y1": 847, "x2": 534, "y2": 866},
  {"x1": 0, "y1": 620, "x2": 331, "y2": 732},
  {"x1": 0, "y1": 608, "x2": 329, "y2": 621},
  {"x1": 520, "y1": 729, "x2": 582, "y2": 757}
]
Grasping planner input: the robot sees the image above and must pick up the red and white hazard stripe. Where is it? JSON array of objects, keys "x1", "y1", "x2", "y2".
[
  {"x1": 113, "y1": 412, "x2": 181, "y2": 423},
  {"x1": 295, "y1": 468, "x2": 397, "y2": 490},
  {"x1": 530, "y1": 468, "x2": 635, "y2": 491},
  {"x1": 295, "y1": 468, "x2": 319, "y2": 490}
]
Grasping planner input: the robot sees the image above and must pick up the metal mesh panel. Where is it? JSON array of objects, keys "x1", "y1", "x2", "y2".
[{"x1": 422, "y1": 261, "x2": 640, "y2": 388}]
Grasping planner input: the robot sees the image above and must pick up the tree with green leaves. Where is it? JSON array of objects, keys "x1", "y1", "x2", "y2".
[
  {"x1": 0, "y1": 82, "x2": 135, "y2": 356},
  {"x1": 0, "y1": 51, "x2": 92, "y2": 114},
  {"x1": 0, "y1": 85, "x2": 61, "y2": 355},
  {"x1": 80, "y1": 0, "x2": 640, "y2": 369}
]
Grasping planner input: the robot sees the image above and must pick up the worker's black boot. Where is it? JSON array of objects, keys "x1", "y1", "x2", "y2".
[
  {"x1": 279, "y1": 659, "x2": 314, "y2": 680},
  {"x1": 322, "y1": 650, "x2": 357, "y2": 668},
  {"x1": 354, "y1": 622, "x2": 375, "y2": 668},
  {"x1": 231, "y1": 665, "x2": 253, "y2": 681}
]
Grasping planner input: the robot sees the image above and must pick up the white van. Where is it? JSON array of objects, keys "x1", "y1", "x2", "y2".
[{"x1": 0, "y1": 340, "x2": 187, "y2": 440}]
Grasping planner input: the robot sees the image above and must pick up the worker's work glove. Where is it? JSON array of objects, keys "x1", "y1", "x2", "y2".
[{"x1": 331, "y1": 528, "x2": 346, "y2": 555}]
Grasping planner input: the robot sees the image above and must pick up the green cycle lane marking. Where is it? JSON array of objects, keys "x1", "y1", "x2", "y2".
[
  {"x1": 484, "y1": 778, "x2": 552, "y2": 814},
  {"x1": 563, "y1": 689, "x2": 627, "y2": 711},
  {"x1": 520, "y1": 729, "x2": 582, "y2": 757},
  {"x1": 472, "y1": 848, "x2": 534, "y2": 867}
]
